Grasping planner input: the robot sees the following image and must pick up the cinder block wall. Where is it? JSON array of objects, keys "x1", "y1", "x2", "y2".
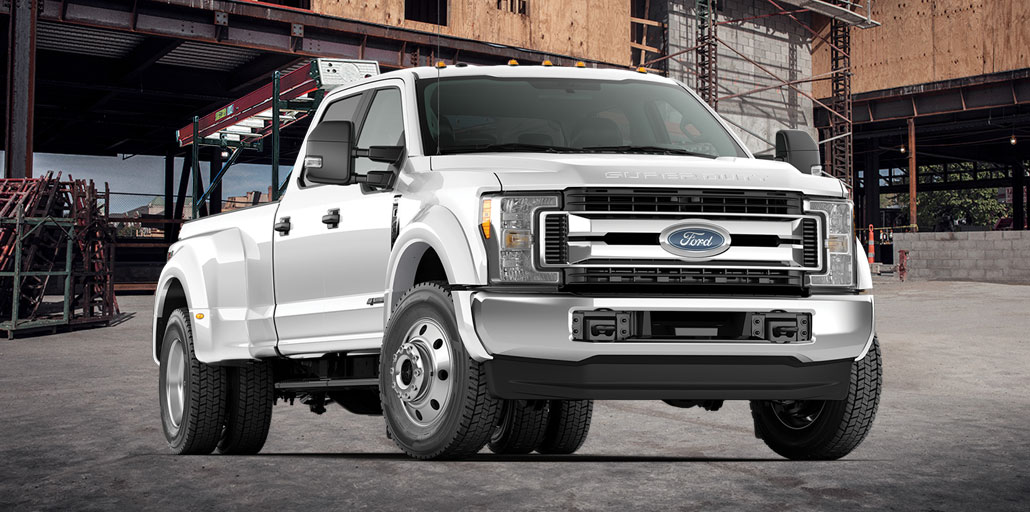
[
  {"x1": 893, "y1": 232, "x2": 1030, "y2": 283},
  {"x1": 666, "y1": 0, "x2": 815, "y2": 156}
]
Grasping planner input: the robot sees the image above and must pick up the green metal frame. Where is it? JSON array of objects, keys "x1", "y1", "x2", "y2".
[{"x1": 0, "y1": 206, "x2": 76, "y2": 334}]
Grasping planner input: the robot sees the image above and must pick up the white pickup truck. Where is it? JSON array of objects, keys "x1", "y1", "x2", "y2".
[{"x1": 153, "y1": 64, "x2": 880, "y2": 460}]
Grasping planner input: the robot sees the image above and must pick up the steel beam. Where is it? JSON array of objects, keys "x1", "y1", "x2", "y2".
[
  {"x1": 37, "y1": 0, "x2": 615, "y2": 69},
  {"x1": 5, "y1": 0, "x2": 39, "y2": 179}
]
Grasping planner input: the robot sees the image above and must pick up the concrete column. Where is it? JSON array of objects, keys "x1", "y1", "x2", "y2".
[{"x1": 4, "y1": 0, "x2": 38, "y2": 179}]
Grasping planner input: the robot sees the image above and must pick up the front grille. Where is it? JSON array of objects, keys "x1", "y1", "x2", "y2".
[
  {"x1": 565, "y1": 188, "x2": 802, "y2": 215},
  {"x1": 564, "y1": 267, "x2": 803, "y2": 287},
  {"x1": 543, "y1": 213, "x2": 568, "y2": 265},
  {"x1": 801, "y1": 218, "x2": 819, "y2": 268}
]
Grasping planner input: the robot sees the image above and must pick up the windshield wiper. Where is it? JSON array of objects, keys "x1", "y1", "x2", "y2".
[
  {"x1": 440, "y1": 142, "x2": 584, "y2": 155},
  {"x1": 581, "y1": 145, "x2": 718, "y2": 158}
]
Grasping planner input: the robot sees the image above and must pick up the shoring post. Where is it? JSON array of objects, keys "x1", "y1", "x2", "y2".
[
  {"x1": 191, "y1": 116, "x2": 201, "y2": 219},
  {"x1": 272, "y1": 71, "x2": 281, "y2": 201}
]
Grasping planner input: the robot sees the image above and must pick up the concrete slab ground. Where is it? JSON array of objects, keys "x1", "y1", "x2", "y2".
[{"x1": 1, "y1": 281, "x2": 1027, "y2": 511}]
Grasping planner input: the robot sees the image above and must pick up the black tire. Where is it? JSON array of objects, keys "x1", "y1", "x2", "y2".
[
  {"x1": 380, "y1": 282, "x2": 502, "y2": 460},
  {"x1": 750, "y1": 337, "x2": 882, "y2": 460},
  {"x1": 537, "y1": 400, "x2": 594, "y2": 454},
  {"x1": 159, "y1": 308, "x2": 226, "y2": 455},
  {"x1": 488, "y1": 400, "x2": 549, "y2": 454},
  {"x1": 217, "y1": 362, "x2": 274, "y2": 455}
]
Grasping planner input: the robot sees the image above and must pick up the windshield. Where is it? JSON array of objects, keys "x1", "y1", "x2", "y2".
[{"x1": 416, "y1": 76, "x2": 748, "y2": 158}]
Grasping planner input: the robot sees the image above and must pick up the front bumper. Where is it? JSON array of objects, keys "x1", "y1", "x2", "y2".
[
  {"x1": 453, "y1": 291, "x2": 874, "y2": 400},
  {"x1": 463, "y1": 292, "x2": 874, "y2": 363}
]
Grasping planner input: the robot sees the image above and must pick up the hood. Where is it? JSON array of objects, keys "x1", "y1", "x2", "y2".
[{"x1": 429, "y1": 154, "x2": 845, "y2": 197}]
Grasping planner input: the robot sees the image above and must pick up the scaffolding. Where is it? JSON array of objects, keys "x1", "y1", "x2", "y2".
[
  {"x1": 676, "y1": 0, "x2": 877, "y2": 192},
  {"x1": 0, "y1": 172, "x2": 118, "y2": 338},
  {"x1": 695, "y1": 0, "x2": 718, "y2": 108}
]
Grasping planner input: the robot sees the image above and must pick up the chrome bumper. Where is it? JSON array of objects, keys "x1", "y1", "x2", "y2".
[{"x1": 456, "y1": 291, "x2": 874, "y2": 364}]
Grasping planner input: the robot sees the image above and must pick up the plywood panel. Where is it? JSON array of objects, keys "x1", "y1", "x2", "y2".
[
  {"x1": 812, "y1": 0, "x2": 1029, "y2": 97},
  {"x1": 311, "y1": 0, "x2": 631, "y2": 66}
]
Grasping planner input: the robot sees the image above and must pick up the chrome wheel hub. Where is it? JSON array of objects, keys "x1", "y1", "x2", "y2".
[
  {"x1": 164, "y1": 337, "x2": 186, "y2": 429},
  {"x1": 390, "y1": 318, "x2": 453, "y2": 427}
]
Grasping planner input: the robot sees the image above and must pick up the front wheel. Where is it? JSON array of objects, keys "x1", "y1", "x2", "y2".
[
  {"x1": 380, "y1": 283, "x2": 501, "y2": 460},
  {"x1": 159, "y1": 308, "x2": 226, "y2": 455},
  {"x1": 750, "y1": 337, "x2": 882, "y2": 460}
]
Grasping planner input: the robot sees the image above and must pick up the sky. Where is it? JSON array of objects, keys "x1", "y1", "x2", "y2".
[{"x1": 1, "y1": 151, "x2": 290, "y2": 214}]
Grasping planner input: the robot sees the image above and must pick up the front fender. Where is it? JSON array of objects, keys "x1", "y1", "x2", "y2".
[
  {"x1": 385, "y1": 206, "x2": 492, "y2": 361},
  {"x1": 386, "y1": 205, "x2": 486, "y2": 310}
]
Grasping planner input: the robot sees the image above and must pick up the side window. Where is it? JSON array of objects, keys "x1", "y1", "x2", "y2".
[
  {"x1": 355, "y1": 88, "x2": 404, "y2": 175},
  {"x1": 321, "y1": 94, "x2": 363, "y2": 123}
]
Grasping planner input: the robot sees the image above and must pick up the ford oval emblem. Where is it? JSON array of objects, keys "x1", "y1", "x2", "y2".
[{"x1": 659, "y1": 222, "x2": 732, "y2": 259}]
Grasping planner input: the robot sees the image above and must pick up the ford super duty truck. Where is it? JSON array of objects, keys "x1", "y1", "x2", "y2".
[{"x1": 153, "y1": 64, "x2": 880, "y2": 460}]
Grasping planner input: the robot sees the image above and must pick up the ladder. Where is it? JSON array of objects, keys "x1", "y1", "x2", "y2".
[{"x1": 175, "y1": 59, "x2": 379, "y2": 217}]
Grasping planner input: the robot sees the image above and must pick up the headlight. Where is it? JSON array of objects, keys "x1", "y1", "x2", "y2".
[
  {"x1": 808, "y1": 199, "x2": 855, "y2": 287},
  {"x1": 481, "y1": 195, "x2": 560, "y2": 283}
]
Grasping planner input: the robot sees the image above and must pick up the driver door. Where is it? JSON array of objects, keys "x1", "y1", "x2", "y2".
[{"x1": 273, "y1": 83, "x2": 406, "y2": 355}]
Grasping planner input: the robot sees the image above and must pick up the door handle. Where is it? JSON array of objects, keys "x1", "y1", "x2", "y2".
[
  {"x1": 274, "y1": 216, "x2": 291, "y2": 235},
  {"x1": 322, "y1": 208, "x2": 340, "y2": 229}
]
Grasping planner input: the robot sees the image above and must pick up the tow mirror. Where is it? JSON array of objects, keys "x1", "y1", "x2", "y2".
[
  {"x1": 364, "y1": 145, "x2": 405, "y2": 164},
  {"x1": 775, "y1": 129, "x2": 822, "y2": 175},
  {"x1": 305, "y1": 120, "x2": 355, "y2": 185}
]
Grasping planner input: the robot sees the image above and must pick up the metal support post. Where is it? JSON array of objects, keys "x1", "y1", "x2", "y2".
[
  {"x1": 4, "y1": 0, "x2": 39, "y2": 179},
  {"x1": 828, "y1": 2, "x2": 853, "y2": 193},
  {"x1": 164, "y1": 152, "x2": 174, "y2": 242},
  {"x1": 695, "y1": 0, "x2": 717, "y2": 109},
  {"x1": 907, "y1": 118, "x2": 917, "y2": 230},
  {"x1": 209, "y1": 149, "x2": 222, "y2": 215},
  {"x1": 191, "y1": 117, "x2": 200, "y2": 219},
  {"x1": 864, "y1": 140, "x2": 880, "y2": 229},
  {"x1": 11, "y1": 206, "x2": 24, "y2": 331},
  {"x1": 272, "y1": 71, "x2": 282, "y2": 201},
  {"x1": 1014, "y1": 161, "x2": 1025, "y2": 231}
]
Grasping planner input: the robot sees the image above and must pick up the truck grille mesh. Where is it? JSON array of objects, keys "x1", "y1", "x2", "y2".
[
  {"x1": 564, "y1": 188, "x2": 802, "y2": 215},
  {"x1": 543, "y1": 214, "x2": 568, "y2": 265},
  {"x1": 801, "y1": 218, "x2": 819, "y2": 268},
  {"x1": 564, "y1": 267, "x2": 802, "y2": 287}
]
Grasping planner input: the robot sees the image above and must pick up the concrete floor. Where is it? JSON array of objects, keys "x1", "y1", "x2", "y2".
[{"x1": 0, "y1": 280, "x2": 1027, "y2": 511}]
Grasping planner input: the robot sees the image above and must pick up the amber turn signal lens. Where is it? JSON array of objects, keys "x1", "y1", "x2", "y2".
[{"x1": 480, "y1": 199, "x2": 492, "y2": 239}]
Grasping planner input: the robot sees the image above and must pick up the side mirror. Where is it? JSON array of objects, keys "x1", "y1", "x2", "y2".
[
  {"x1": 365, "y1": 145, "x2": 405, "y2": 164},
  {"x1": 304, "y1": 120, "x2": 354, "y2": 185},
  {"x1": 775, "y1": 129, "x2": 822, "y2": 175}
]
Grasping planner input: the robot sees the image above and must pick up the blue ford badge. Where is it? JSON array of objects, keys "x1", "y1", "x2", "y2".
[{"x1": 659, "y1": 222, "x2": 732, "y2": 258}]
